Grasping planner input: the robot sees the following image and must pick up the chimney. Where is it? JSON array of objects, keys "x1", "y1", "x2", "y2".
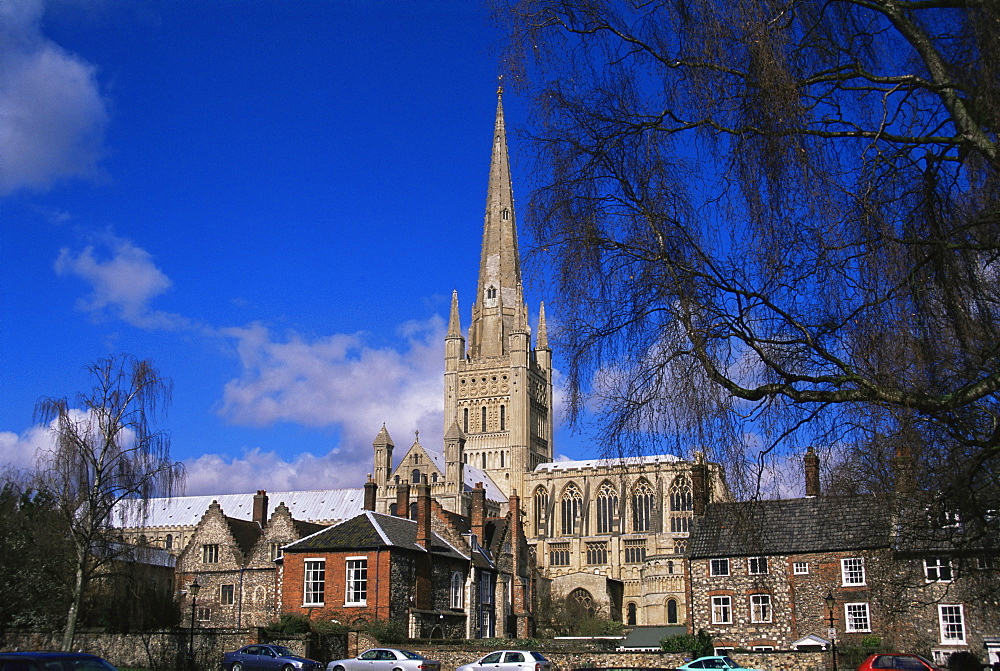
[
  {"x1": 893, "y1": 443, "x2": 916, "y2": 495},
  {"x1": 691, "y1": 452, "x2": 709, "y2": 516},
  {"x1": 396, "y1": 481, "x2": 410, "y2": 518},
  {"x1": 253, "y1": 490, "x2": 269, "y2": 527},
  {"x1": 804, "y1": 447, "x2": 821, "y2": 497},
  {"x1": 471, "y1": 482, "x2": 486, "y2": 545},
  {"x1": 364, "y1": 475, "x2": 377, "y2": 511},
  {"x1": 416, "y1": 477, "x2": 432, "y2": 551}
]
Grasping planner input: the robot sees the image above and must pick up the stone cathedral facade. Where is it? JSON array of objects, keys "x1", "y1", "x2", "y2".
[{"x1": 371, "y1": 89, "x2": 728, "y2": 628}]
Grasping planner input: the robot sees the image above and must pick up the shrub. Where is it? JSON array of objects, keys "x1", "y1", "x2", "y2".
[
  {"x1": 363, "y1": 619, "x2": 407, "y2": 644},
  {"x1": 660, "y1": 630, "x2": 714, "y2": 658},
  {"x1": 266, "y1": 614, "x2": 313, "y2": 635}
]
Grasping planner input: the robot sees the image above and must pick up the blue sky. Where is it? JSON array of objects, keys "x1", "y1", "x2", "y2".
[{"x1": 1, "y1": 0, "x2": 596, "y2": 495}]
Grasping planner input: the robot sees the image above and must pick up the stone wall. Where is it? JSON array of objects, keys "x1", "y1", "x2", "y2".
[
  {"x1": 411, "y1": 646, "x2": 829, "y2": 671},
  {"x1": 0, "y1": 630, "x2": 317, "y2": 671}
]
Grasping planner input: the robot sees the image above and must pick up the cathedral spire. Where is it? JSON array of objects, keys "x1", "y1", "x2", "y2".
[{"x1": 471, "y1": 86, "x2": 523, "y2": 358}]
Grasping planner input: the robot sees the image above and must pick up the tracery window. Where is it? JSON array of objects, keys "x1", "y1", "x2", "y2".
[
  {"x1": 561, "y1": 484, "x2": 582, "y2": 535},
  {"x1": 596, "y1": 481, "x2": 618, "y2": 534},
  {"x1": 669, "y1": 477, "x2": 693, "y2": 533},
  {"x1": 568, "y1": 588, "x2": 596, "y2": 617},
  {"x1": 534, "y1": 487, "x2": 549, "y2": 536},
  {"x1": 632, "y1": 480, "x2": 655, "y2": 532}
]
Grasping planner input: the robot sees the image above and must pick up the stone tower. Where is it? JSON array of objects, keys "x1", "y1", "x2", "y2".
[{"x1": 443, "y1": 88, "x2": 554, "y2": 499}]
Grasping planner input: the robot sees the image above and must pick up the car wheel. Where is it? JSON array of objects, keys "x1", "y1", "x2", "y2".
[
  {"x1": 392, "y1": 667, "x2": 402, "y2": 671},
  {"x1": 334, "y1": 666, "x2": 346, "y2": 671},
  {"x1": 233, "y1": 664, "x2": 243, "y2": 671},
  {"x1": 283, "y1": 665, "x2": 294, "y2": 671}
]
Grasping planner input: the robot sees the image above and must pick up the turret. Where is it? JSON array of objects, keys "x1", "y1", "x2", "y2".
[
  {"x1": 372, "y1": 425, "x2": 394, "y2": 494},
  {"x1": 444, "y1": 420, "x2": 466, "y2": 495}
]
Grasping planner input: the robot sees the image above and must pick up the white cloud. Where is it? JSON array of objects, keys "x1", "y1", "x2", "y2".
[
  {"x1": 0, "y1": 425, "x2": 54, "y2": 474},
  {"x1": 0, "y1": 0, "x2": 109, "y2": 195},
  {"x1": 183, "y1": 447, "x2": 367, "y2": 496},
  {"x1": 55, "y1": 235, "x2": 193, "y2": 330},
  {"x1": 219, "y1": 316, "x2": 446, "y2": 467}
]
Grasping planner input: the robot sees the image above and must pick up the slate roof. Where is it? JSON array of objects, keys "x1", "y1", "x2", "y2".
[
  {"x1": 414, "y1": 446, "x2": 506, "y2": 503},
  {"x1": 535, "y1": 454, "x2": 681, "y2": 472},
  {"x1": 112, "y1": 488, "x2": 365, "y2": 528},
  {"x1": 285, "y1": 511, "x2": 467, "y2": 561},
  {"x1": 619, "y1": 626, "x2": 686, "y2": 650},
  {"x1": 226, "y1": 517, "x2": 264, "y2": 556},
  {"x1": 688, "y1": 495, "x2": 891, "y2": 559}
]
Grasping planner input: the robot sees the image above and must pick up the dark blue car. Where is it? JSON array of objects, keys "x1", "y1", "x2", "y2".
[
  {"x1": 222, "y1": 645, "x2": 322, "y2": 671},
  {"x1": 0, "y1": 652, "x2": 118, "y2": 671}
]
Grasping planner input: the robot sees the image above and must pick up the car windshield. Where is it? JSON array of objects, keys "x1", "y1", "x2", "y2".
[
  {"x1": 270, "y1": 648, "x2": 294, "y2": 659},
  {"x1": 722, "y1": 658, "x2": 742, "y2": 668},
  {"x1": 397, "y1": 652, "x2": 424, "y2": 661},
  {"x1": 529, "y1": 654, "x2": 547, "y2": 662}
]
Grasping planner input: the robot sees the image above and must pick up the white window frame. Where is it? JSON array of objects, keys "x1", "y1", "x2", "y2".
[
  {"x1": 750, "y1": 594, "x2": 772, "y2": 623},
  {"x1": 752, "y1": 646, "x2": 774, "y2": 652},
  {"x1": 219, "y1": 583, "x2": 235, "y2": 605},
  {"x1": 303, "y1": 558, "x2": 325, "y2": 606},
  {"x1": 345, "y1": 556, "x2": 368, "y2": 606},
  {"x1": 450, "y1": 571, "x2": 464, "y2": 609},
  {"x1": 924, "y1": 557, "x2": 953, "y2": 583},
  {"x1": 841, "y1": 557, "x2": 866, "y2": 585},
  {"x1": 710, "y1": 558, "x2": 730, "y2": 576},
  {"x1": 748, "y1": 556, "x2": 768, "y2": 575},
  {"x1": 711, "y1": 595, "x2": 732, "y2": 624},
  {"x1": 938, "y1": 604, "x2": 966, "y2": 644},
  {"x1": 845, "y1": 602, "x2": 871, "y2": 632},
  {"x1": 793, "y1": 561, "x2": 809, "y2": 575}
]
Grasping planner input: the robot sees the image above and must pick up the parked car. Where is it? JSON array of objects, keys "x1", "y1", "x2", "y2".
[
  {"x1": 456, "y1": 650, "x2": 551, "y2": 671},
  {"x1": 0, "y1": 652, "x2": 118, "y2": 671},
  {"x1": 858, "y1": 654, "x2": 942, "y2": 671},
  {"x1": 326, "y1": 649, "x2": 440, "y2": 671},
  {"x1": 677, "y1": 656, "x2": 765, "y2": 671},
  {"x1": 222, "y1": 645, "x2": 323, "y2": 671}
]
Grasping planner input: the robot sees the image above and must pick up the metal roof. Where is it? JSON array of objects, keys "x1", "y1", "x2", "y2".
[
  {"x1": 534, "y1": 454, "x2": 682, "y2": 472},
  {"x1": 113, "y1": 488, "x2": 365, "y2": 528}
]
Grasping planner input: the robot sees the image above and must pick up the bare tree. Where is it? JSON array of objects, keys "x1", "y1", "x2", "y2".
[
  {"x1": 34, "y1": 354, "x2": 184, "y2": 650},
  {"x1": 494, "y1": 1, "x2": 999, "y2": 518}
]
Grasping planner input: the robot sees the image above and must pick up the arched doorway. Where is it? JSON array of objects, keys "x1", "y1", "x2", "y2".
[{"x1": 626, "y1": 602, "x2": 638, "y2": 625}]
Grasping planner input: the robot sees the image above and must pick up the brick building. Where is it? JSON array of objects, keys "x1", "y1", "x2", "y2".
[
  {"x1": 175, "y1": 491, "x2": 326, "y2": 628},
  {"x1": 280, "y1": 479, "x2": 536, "y2": 639},
  {"x1": 687, "y1": 449, "x2": 1000, "y2": 662}
]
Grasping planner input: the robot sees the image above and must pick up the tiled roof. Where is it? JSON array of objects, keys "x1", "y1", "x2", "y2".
[
  {"x1": 226, "y1": 517, "x2": 263, "y2": 556},
  {"x1": 688, "y1": 495, "x2": 890, "y2": 558},
  {"x1": 113, "y1": 489, "x2": 365, "y2": 528},
  {"x1": 285, "y1": 511, "x2": 466, "y2": 560}
]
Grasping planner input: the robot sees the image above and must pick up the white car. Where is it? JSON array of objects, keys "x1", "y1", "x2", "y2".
[
  {"x1": 326, "y1": 649, "x2": 440, "y2": 671},
  {"x1": 456, "y1": 651, "x2": 551, "y2": 671}
]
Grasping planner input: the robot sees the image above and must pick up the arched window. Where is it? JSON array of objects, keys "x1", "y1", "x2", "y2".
[
  {"x1": 500, "y1": 451, "x2": 505, "y2": 467},
  {"x1": 627, "y1": 602, "x2": 638, "y2": 625},
  {"x1": 482, "y1": 453, "x2": 487, "y2": 469},
  {"x1": 409, "y1": 502, "x2": 418, "y2": 520},
  {"x1": 411, "y1": 469, "x2": 421, "y2": 484},
  {"x1": 450, "y1": 572, "x2": 464, "y2": 609},
  {"x1": 632, "y1": 480, "x2": 655, "y2": 532},
  {"x1": 670, "y1": 477, "x2": 693, "y2": 533},
  {"x1": 500, "y1": 405, "x2": 505, "y2": 430},
  {"x1": 463, "y1": 408, "x2": 469, "y2": 433},
  {"x1": 390, "y1": 503, "x2": 397, "y2": 516},
  {"x1": 561, "y1": 484, "x2": 582, "y2": 535},
  {"x1": 568, "y1": 588, "x2": 596, "y2": 617},
  {"x1": 481, "y1": 407, "x2": 487, "y2": 432},
  {"x1": 596, "y1": 481, "x2": 618, "y2": 534},
  {"x1": 431, "y1": 472, "x2": 438, "y2": 483},
  {"x1": 533, "y1": 487, "x2": 549, "y2": 536},
  {"x1": 165, "y1": 534, "x2": 173, "y2": 550},
  {"x1": 667, "y1": 598, "x2": 679, "y2": 624}
]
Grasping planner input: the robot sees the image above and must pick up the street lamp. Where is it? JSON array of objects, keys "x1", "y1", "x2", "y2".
[
  {"x1": 189, "y1": 579, "x2": 201, "y2": 667},
  {"x1": 825, "y1": 591, "x2": 838, "y2": 671}
]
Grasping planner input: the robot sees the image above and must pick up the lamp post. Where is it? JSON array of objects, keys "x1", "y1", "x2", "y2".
[
  {"x1": 188, "y1": 579, "x2": 201, "y2": 668},
  {"x1": 825, "y1": 591, "x2": 838, "y2": 671}
]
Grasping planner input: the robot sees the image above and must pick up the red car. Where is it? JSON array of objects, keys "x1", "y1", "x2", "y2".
[{"x1": 858, "y1": 654, "x2": 942, "y2": 671}]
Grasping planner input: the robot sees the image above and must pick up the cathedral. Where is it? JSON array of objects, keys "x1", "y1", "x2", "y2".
[{"x1": 369, "y1": 88, "x2": 727, "y2": 628}]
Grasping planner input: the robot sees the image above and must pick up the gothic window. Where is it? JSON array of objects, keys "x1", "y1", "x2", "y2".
[
  {"x1": 432, "y1": 472, "x2": 438, "y2": 483},
  {"x1": 561, "y1": 484, "x2": 582, "y2": 535},
  {"x1": 464, "y1": 408, "x2": 469, "y2": 433},
  {"x1": 549, "y1": 543, "x2": 570, "y2": 566},
  {"x1": 411, "y1": 469, "x2": 420, "y2": 484},
  {"x1": 481, "y1": 407, "x2": 487, "y2": 432},
  {"x1": 568, "y1": 588, "x2": 596, "y2": 617},
  {"x1": 450, "y1": 572, "x2": 464, "y2": 609},
  {"x1": 632, "y1": 480, "x2": 655, "y2": 532},
  {"x1": 534, "y1": 487, "x2": 549, "y2": 536},
  {"x1": 500, "y1": 405, "x2": 505, "y2": 430},
  {"x1": 596, "y1": 481, "x2": 618, "y2": 534},
  {"x1": 486, "y1": 286, "x2": 497, "y2": 300},
  {"x1": 502, "y1": 208, "x2": 510, "y2": 221},
  {"x1": 624, "y1": 539, "x2": 646, "y2": 563},
  {"x1": 586, "y1": 542, "x2": 608, "y2": 565},
  {"x1": 165, "y1": 534, "x2": 173, "y2": 550},
  {"x1": 670, "y1": 477, "x2": 693, "y2": 533}
]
